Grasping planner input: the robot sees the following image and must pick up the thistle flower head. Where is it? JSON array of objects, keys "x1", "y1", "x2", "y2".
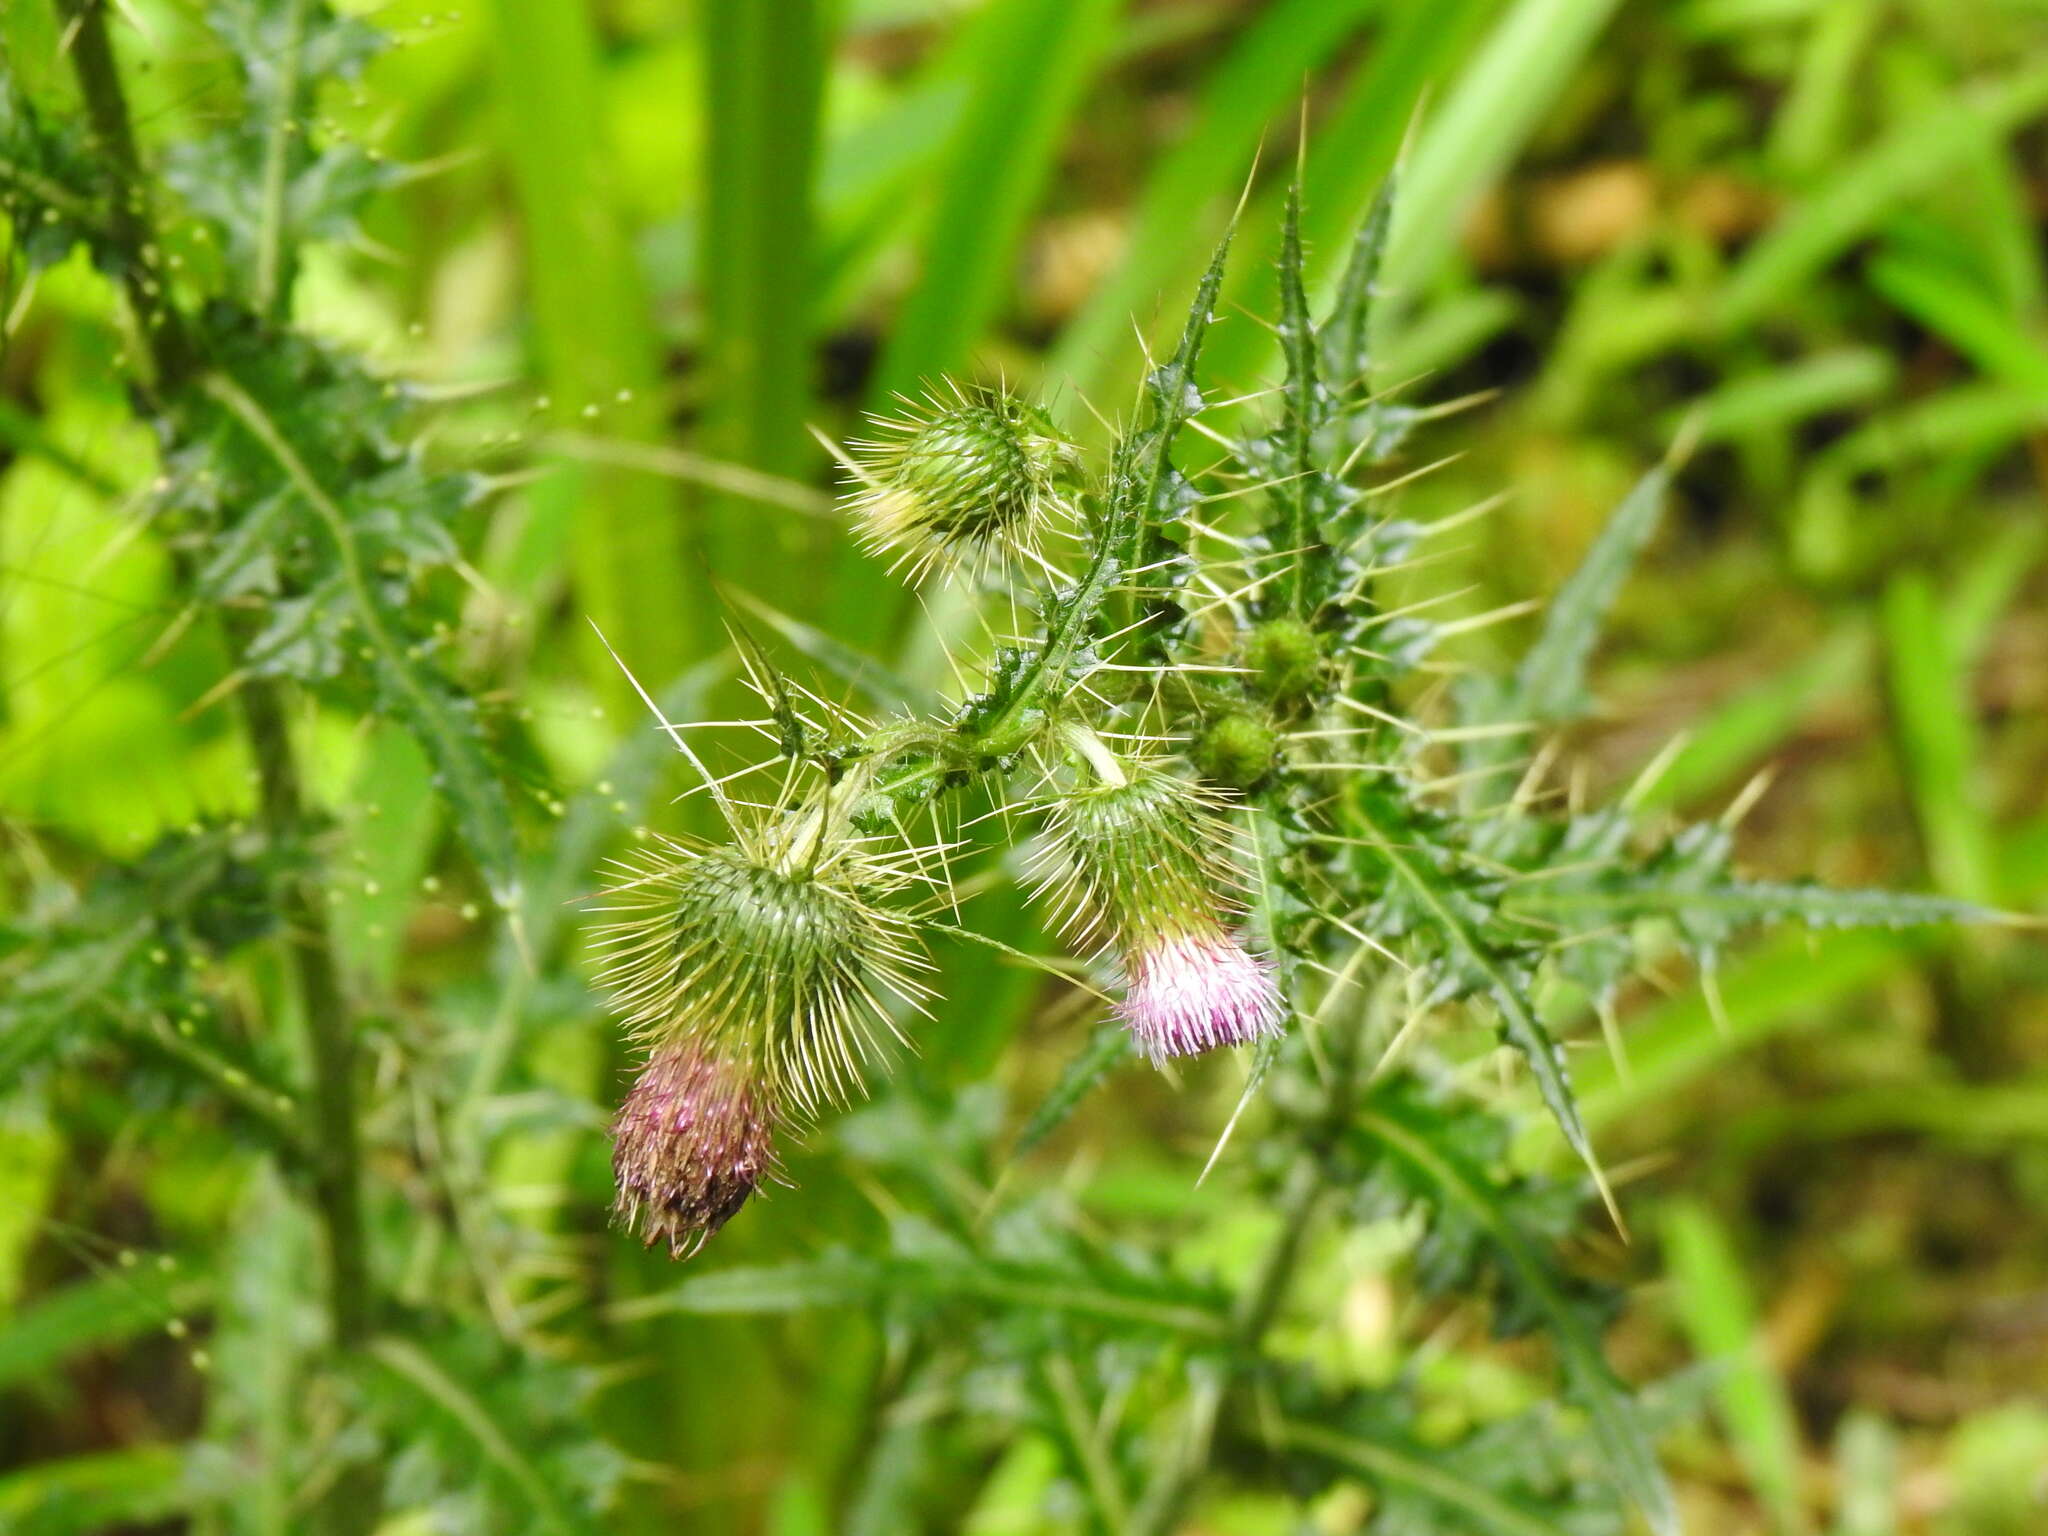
[
  {"x1": 612, "y1": 1042, "x2": 775, "y2": 1258},
  {"x1": 595, "y1": 813, "x2": 930, "y2": 1256},
  {"x1": 847, "y1": 383, "x2": 1080, "y2": 578},
  {"x1": 1120, "y1": 930, "x2": 1281, "y2": 1063},
  {"x1": 598, "y1": 834, "x2": 930, "y2": 1116},
  {"x1": 1034, "y1": 762, "x2": 1283, "y2": 1062}
]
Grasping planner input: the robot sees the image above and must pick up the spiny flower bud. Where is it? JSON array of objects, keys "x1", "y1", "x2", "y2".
[
  {"x1": 612, "y1": 1043, "x2": 774, "y2": 1259},
  {"x1": 595, "y1": 826, "x2": 929, "y2": 1256},
  {"x1": 1193, "y1": 710, "x2": 1280, "y2": 791},
  {"x1": 847, "y1": 384, "x2": 1080, "y2": 578},
  {"x1": 1034, "y1": 763, "x2": 1283, "y2": 1063},
  {"x1": 1244, "y1": 616, "x2": 1324, "y2": 707}
]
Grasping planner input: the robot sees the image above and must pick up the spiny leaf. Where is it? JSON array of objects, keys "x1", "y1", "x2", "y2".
[
  {"x1": 202, "y1": 373, "x2": 523, "y2": 908},
  {"x1": 1508, "y1": 876, "x2": 1995, "y2": 930},
  {"x1": 1103, "y1": 224, "x2": 1235, "y2": 654},
  {"x1": 1262, "y1": 184, "x2": 1329, "y2": 619},
  {"x1": 1274, "y1": 1417, "x2": 1576, "y2": 1536},
  {"x1": 1011, "y1": 1019, "x2": 1130, "y2": 1160},
  {"x1": 619, "y1": 1251, "x2": 1229, "y2": 1338},
  {"x1": 369, "y1": 1336, "x2": 603, "y2": 1536},
  {"x1": 1351, "y1": 791, "x2": 1608, "y2": 1206},
  {"x1": 1512, "y1": 456, "x2": 1669, "y2": 723},
  {"x1": 1357, "y1": 1097, "x2": 1679, "y2": 1536},
  {"x1": 1318, "y1": 169, "x2": 1398, "y2": 398},
  {"x1": 724, "y1": 605, "x2": 815, "y2": 758}
]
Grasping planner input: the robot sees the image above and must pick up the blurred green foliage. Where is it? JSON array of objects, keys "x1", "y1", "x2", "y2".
[{"x1": 2, "y1": 0, "x2": 2046, "y2": 1532}]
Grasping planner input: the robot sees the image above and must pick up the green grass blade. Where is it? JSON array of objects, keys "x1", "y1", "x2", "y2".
[
  {"x1": 1381, "y1": 0, "x2": 1625, "y2": 303},
  {"x1": 1881, "y1": 572, "x2": 1999, "y2": 903},
  {"x1": 1046, "y1": 0, "x2": 1378, "y2": 402},
  {"x1": 1192, "y1": 0, "x2": 1496, "y2": 401},
  {"x1": 1633, "y1": 620, "x2": 1872, "y2": 812},
  {"x1": 1662, "y1": 1201, "x2": 1813, "y2": 1534},
  {"x1": 1719, "y1": 61, "x2": 2048, "y2": 331},
  {"x1": 1866, "y1": 248, "x2": 2048, "y2": 392},
  {"x1": 482, "y1": 0, "x2": 708, "y2": 691},
  {"x1": 0, "y1": 1447, "x2": 201, "y2": 1531},
  {"x1": 0, "y1": 1264, "x2": 212, "y2": 1393},
  {"x1": 700, "y1": 0, "x2": 829, "y2": 602},
  {"x1": 868, "y1": 0, "x2": 1120, "y2": 403}
]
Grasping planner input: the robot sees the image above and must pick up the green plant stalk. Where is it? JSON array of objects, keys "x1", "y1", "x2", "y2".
[
  {"x1": 1128, "y1": 980, "x2": 1372, "y2": 1536},
  {"x1": 52, "y1": 0, "x2": 192, "y2": 387},
  {"x1": 53, "y1": 5, "x2": 376, "y2": 1528}
]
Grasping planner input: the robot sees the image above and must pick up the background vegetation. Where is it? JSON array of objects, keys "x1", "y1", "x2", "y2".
[{"x1": 2, "y1": 0, "x2": 2045, "y2": 1531}]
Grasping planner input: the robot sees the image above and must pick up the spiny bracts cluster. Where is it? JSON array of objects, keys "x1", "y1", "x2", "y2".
[{"x1": 594, "y1": 180, "x2": 1987, "y2": 1268}]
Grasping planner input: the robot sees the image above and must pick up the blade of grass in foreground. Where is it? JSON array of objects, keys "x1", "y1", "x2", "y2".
[
  {"x1": 483, "y1": 0, "x2": 707, "y2": 692},
  {"x1": 700, "y1": 0, "x2": 830, "y2": 606},
  {"x1": 831, "y1": 0, "x2": 1119, "y2": 647}
]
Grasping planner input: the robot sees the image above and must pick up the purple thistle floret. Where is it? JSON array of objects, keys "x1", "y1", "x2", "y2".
[
  {"x1": 1118, "y1": 929, "x2": 1284, "y2": 1064},
  {"x1": 611, "y1": 1043, "x2": 776, "y2": 1259}
]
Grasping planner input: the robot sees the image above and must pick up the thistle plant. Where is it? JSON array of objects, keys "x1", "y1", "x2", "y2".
[
  {"x1": 0, "y1": 3, "x2": 2010, "y2": 1531},
  {"x1": 588, "y1": 188, "x2": 1993, "y2": 1533}
]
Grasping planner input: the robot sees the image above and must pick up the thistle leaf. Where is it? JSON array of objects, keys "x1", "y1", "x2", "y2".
[
  {"x1": 622, "y1": 1250, "x2": 1229, "y2": 1339},
  {"x1": 1513, "y1": 457, "x2": 1669, "y2": 723},
  {"x1": 1352, "y1": 791, "x2": 1603, "y2": 1197},
  {"x1": 1011, "y1": 1019, "x2": 1130, "y2": 1160},
  {"x1": 1275, "y1": 1417, "x2": 1576, "y2": 1536},
  {"x1": 1358, "y1": 1097, "x2": 1679, "y2": 1536}
]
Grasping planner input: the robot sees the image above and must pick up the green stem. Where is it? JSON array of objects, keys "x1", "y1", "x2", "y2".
[
  {"x1": 53, "y1": 0, "x2": 194, "y2": 389},
  {"x1": 240, "y1": 676, "x2": 374, "y2": 1352},
  {"x1": 1129, "y1": 980, "x2": 1372, "y2": 1536},
  {"x1": 54, "y1": 9, "x2": 377, "y2": 1530}
]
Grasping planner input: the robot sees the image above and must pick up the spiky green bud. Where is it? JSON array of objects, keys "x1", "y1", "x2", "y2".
[
  {"x1": 1193, "y1": 711, "x2": 1279, "y2": 791},
  {"x1": 1244, "y1": 617, "x2": 1323, "y2": 706},
  {"x1": 848, "y1": 384, "x2": 1079, "y2": 577}
]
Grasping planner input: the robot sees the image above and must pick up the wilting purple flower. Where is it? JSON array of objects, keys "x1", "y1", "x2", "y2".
[
  {"x1": 1119, "y1": 929, "x2": 1284, "y2": 1063},
  {"x1": 611, "y1": 1043, "x2": 776, "y2": 1259}
]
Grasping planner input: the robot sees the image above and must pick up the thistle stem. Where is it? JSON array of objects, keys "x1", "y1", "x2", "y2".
[
  {"x1": 56, "y1": 9, "x2": 378, "y2": 1530},
  {"x1": 54, "y1": 0, "x2": 193, "y2": 388},
  {"x1": 1130, "y1": 984, "x2": 1371, "y2": 1536}
]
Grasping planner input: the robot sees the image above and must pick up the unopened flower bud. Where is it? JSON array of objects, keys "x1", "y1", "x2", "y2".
[{"x1": 848, "y1": 385, "x2": 1079, "y2": 577}]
